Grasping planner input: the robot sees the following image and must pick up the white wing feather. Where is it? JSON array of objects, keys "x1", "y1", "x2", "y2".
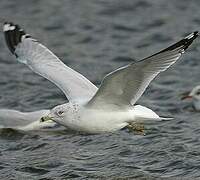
[{"x1": 3, "y1": 22, "x2": 97, "y2": 103}]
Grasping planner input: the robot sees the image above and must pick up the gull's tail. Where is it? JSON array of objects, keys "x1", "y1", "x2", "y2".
[
  {"x1": 158, "y1": 117, "x2": 173, "y2": 121},
  {"x1": 133, "y1": 105, "x2": 173, "y2": 122}
]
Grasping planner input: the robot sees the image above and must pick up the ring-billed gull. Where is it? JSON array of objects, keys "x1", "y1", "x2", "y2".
[{"x1": 3, "y1": 22, "x2": 198, "y2": 133}]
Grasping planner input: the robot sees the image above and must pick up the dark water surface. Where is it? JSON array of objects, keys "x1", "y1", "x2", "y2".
[{"x1": 0, "y1": 0, "x2": 200, "y2": 179}]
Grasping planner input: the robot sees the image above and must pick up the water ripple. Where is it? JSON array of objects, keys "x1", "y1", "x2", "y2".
[{"x1": 0, "y1": 0, "x2": 200, "y2": 179}]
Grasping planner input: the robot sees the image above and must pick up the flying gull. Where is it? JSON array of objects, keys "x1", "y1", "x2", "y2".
[{"x1": 2, "y1": 22, "x2": 198, "y2": 133}]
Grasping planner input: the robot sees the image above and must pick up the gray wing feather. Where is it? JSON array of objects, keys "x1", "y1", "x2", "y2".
[{"x1": 87, "y1": 32, "x2": 198, "y2": 109}]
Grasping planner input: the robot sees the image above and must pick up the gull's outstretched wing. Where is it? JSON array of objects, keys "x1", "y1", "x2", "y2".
[
  {"x1": 3, "y1": 22, "x2": 97, "y2": 102},
  {"x1": 87, "y1": 32, "x2": 198, "y2": 109}
]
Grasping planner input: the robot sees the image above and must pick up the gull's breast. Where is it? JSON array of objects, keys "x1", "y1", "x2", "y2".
[{"x1": 72, "y1": 108, "x2": 133, "y2": 133}]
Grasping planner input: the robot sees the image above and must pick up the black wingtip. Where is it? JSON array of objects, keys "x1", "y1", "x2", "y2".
[
  {"x1": 141, "y1": 31, "x2": 199, "y2": 61},
  {"x1": 182, "y1": 31, "x2": 199, "y2": 51},
  {"x1": 153, "y1": 31, "x2": 199, "y2": 56},
  {"x1": 3, "y1": 22, "x2": 32, "y2": 56}
]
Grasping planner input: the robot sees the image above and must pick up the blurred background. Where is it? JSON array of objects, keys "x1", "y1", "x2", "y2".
[{"x1": 0, "y1": 0, "x2": 200, "y2": 179}]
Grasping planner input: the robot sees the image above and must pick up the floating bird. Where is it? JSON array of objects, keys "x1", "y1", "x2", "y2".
[
  {"x1": 181, "y1": 85, "x2": 200, "y2": 111},
  {"x1": 3, "y1": 22, "x2": 198, "y2": 133}
]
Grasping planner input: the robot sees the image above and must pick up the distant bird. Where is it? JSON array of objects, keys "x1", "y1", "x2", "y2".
[
  {"x1": 181, "y1": 85, "x2": 200, "y2": 111},
  {"x1": 2, "y1": 22, "x2": 198, "y2": 133}
]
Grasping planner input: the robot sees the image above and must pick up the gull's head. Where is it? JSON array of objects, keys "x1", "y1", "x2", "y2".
[
  {"x1": 182, "y1": 85, "x2": 200, "y2": 101},
  {"x1": 182, "y1": 85, "x2": 200, "y2": 111},
  {"x1": 40, "y1": 103, "x2": 71, "y2": 125}
]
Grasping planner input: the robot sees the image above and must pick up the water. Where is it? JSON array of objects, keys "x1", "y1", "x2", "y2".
[{"x1": 0, "y1": 0, "x2": 200, "y2": 179}]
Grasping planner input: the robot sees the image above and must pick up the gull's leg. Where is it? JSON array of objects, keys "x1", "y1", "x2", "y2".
[{"x1": 127, "y1": 122, "x2": 145, "y2": 135}]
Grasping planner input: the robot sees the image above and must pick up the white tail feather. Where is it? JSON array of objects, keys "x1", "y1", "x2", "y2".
[{"x1": 133, "y1": 105, "x2": 173, "y2": 122}]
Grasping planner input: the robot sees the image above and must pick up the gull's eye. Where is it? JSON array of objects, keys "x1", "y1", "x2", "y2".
[
  {"x1": 197, "y1": 91, "x2": 200, "y2": 95},
  {"x1": 57, "y1": 110, "x2": 64, "y2": 116}
]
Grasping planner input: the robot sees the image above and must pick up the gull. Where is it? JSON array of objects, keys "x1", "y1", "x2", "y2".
[
  {"x1": 182, "y1": 85, "x2": 200, "y2": 111},
  {"x1": 0, "y1": 109, "x2": 58, "y2": 131},
  {"x1": 3, "y1": 22, "x2": 198, "y2": 133}
]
